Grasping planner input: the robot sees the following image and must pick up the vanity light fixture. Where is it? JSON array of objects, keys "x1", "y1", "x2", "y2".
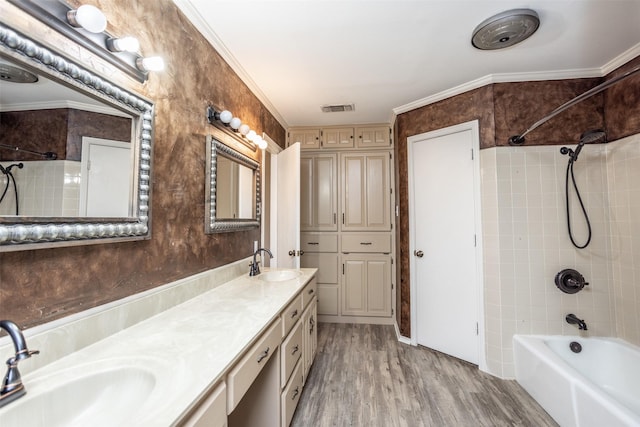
[
  {"x1": 106, "y1": 36, "x2": 140, "y2": 53},
  {"x1": 206, "y1": 106, "x2": 264, "y2": 151},
  {"x1": 136, "y1": 56, "x2": 165, "y2": 72},
  {"x1": 66, "y1": 5, "x2": 107, "y2": 34}
]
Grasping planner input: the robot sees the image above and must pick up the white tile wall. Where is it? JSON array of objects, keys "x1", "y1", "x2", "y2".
[
  {"x1": 481, "y1": 133, "x2": 640, "y2": 378},
  {"x1": 0, "y1": 160, "x2": 81, "y2": 216}
]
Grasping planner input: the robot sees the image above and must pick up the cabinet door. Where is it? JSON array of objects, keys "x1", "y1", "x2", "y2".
[
  {"x1": 300, "y1": 154, "x2": 337, "y2": 231},
  {"x1": 356, "y1": 126, "x2": 391, "y2": 148},
  {"x1": 301, "y1": 299, "x2": 317, "y2": 384},
  {"x1": 323, "y1": 127, "x2": 354, "y2": 149},
  {"x1": 341, "y1": 254, "x2": 391, "y2": 317},
  {"x1": 301, "y1": 252, "x2": 338, "y2": 284},
  {"x1": 342, "y1": 258, "x2": 367, "y2": 315},
  {"x1": 341, "y1": 153, "x2": 391, "y2": 231},
  {"x1": 289, "y1": 129, "x2": 320, "y2": 149}
]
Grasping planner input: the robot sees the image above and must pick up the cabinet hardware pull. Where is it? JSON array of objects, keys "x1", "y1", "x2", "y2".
[
  {"x1": 257, "y1": 347, "x2": 270, "y2": 363},
  {"x1": 360, "y1": 242, "x2": 372, "y2": 245},
  {"x1": 308, "y1": 242, "x2": 319, "y2": 245},
  {"x1": 291, "y1": 309, "x2": 298, "y2": 318},
  {"x1": 292, "y1": 387, "x2": 300, "y2": 400},
  {"x1": 342, "y1": 213, "x2": 345, "y2": 224},
  {"x1": 292, "y1": 345, "x2": 299, "y2": 355},
  {"x1": 308, "y1": 288, "x2": 314, "y2": 294}
]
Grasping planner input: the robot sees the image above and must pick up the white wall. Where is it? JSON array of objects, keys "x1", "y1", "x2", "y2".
[{"x1": 481, "y1": 133, "x2": 640, "y2": 378}]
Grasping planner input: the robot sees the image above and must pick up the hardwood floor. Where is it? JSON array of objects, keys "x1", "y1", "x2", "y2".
[{"x1": 291, "y1": 323, "x2": 558, "y2": 427}]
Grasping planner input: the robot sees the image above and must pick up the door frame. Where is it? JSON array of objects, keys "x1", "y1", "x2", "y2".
[{"x1": 407, "y1": 119, "x2": 487, "y2": 372}]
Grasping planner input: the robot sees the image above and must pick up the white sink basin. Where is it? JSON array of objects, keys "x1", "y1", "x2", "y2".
[
  {"x1": 258, "y1": 270, "x2": 302, "y2": 282},
  {"x1": 0, "y1": 364, "x2": 156, "y2": 427}
]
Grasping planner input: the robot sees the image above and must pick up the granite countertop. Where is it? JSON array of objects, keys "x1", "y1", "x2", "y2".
[{"x1": 1, "y1": 268, "x2": 316, "y2": 426}]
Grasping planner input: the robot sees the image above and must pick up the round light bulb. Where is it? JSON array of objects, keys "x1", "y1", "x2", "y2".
[
  {"x1": 136, "y1": 56, "x2": 165, "y2": 72},
  {"x1": 108, "y1": 36, "x2": 140, "y2": 53},
  {"x1": 230, "y1": 117, "x2": 242, "y2": 130},
  {"x1": 257, "y1": 138, "x2": 268, "y2": 150},
  {"x1": 239, "y1": 124, "x2": 250, "y2": 136},
  {"x1": 218, "y1": 110, "x2": 232, "y2": 124},
  {"x1": 246, "y1": 130, "x2": 256, "y2": 141},
  {"x1": 67, "y1": 5, "x2": 107, "y2": 33}
]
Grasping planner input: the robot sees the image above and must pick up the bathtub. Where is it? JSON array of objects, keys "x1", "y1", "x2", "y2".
[{"x1": 514, "y1": 335, "x2": 640, "y2": 427}]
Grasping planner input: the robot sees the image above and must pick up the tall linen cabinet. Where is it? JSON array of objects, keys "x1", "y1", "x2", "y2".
[{"x1": 292, "y1": 125, "x2": 396, "y2": 325}]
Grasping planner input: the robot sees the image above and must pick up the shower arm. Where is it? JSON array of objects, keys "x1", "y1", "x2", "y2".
[
  {"x1": 0, "y1": 143, "x2": 57, "y2": 160},
  {"x1": 509, "y1": 64, "x2": 640, "y2": 145}
]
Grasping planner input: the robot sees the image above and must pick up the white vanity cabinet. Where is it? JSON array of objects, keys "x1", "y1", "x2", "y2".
[{"x1": 181, "y1": 271, "x2": 318, "y2": 427}]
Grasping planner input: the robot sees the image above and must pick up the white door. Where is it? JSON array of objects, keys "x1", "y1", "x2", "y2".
[
  {"x1": 408, "y1": 121, "x2": 481, "y2": 365},
  {"x1": 270, "y1": 142, "x2": 300, "y2": 268},
  {"x1": 80, "y1": 137, "x2": 132, "y2": 217}
]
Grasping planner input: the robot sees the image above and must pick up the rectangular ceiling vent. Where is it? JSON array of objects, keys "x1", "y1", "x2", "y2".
[{"x1": 321, "y1": 104, "x2": 355, "y2": 113}]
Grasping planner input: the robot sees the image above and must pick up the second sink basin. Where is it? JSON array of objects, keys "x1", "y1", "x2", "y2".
[{"x1": 259, "y1": 270, "x2": 302, "y2": 282}]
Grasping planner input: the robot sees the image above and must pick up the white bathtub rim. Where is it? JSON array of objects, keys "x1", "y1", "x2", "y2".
[{"x1": 514, "y1": 334, "x2": 640, "y2": 426}]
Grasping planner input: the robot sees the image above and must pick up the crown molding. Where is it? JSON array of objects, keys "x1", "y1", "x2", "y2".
[
  {"x1": 0, "y1": 100, "x2": 128, "y2": 116},
  {"x1": 173, "y1": 0, "x2": 288, "y2": 130},
  {"x1": 394, "y1": 42, "x2": 640, "y2": 116}
]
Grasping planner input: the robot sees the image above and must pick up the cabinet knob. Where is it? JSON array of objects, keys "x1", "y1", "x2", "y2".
[
  {"x1": 291, "y1": 387, "x2": 300, "y2": 400},
  {"x1": 292, "y1": 345, "x2": 299, "y2": 355}
]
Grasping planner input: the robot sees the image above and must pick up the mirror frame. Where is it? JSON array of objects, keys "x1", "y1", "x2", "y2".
[
  {"x1": 0, "y1": 24, "x2": 154, "y2": 251},
  {"x1": 205, "y1": 132, "x2": 260, "y2": 233}
]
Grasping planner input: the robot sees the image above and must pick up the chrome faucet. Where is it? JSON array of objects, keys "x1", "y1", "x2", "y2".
[
  {"x1": 566, "y1": 313, "x2": 588, "y2": 331},
  {"x1": 0, "y1": 320, "x2": 39, "y2": 408},
  {"x1": 250, "y1": 248, "x2": 273, "y2": 276}
]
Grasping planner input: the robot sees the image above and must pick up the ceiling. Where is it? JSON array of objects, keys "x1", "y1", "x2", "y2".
[{"x1": 176, "y1": 0, "x2": 640, "y2": 128}]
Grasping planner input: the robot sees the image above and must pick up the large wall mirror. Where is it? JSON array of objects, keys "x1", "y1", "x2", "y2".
[
  {"x1": 0, "y1": 23, "x2": 154, "y2": 251},
  {"x1": 205, "y1": 131, "x2": 260, "y2": 233}
]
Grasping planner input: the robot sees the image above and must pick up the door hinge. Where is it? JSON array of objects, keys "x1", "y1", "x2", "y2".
[
  {"x1": 476, "y1": 322, "x2": 479, "y2": 335},
  {"x1": 474, "y1": 234, "x2": 477, "y2": 247},
  {"x1": 471, "y1": 148, "x2": 474, "y2": 160},
  {"x1": 389, "y1": 152, "x2": 392, "y2": 160},
  {"x1": 391, "y1": 283, "x2": 394, "y2": 290}
]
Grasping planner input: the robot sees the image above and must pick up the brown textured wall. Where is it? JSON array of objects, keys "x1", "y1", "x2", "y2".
[
  {"x1": 0, "y1": 109, "x2": 69, "y2": 161},
  {"x1": 395, "y1": 62, "x2": 640, "y2": 338},
  {"x1": 0, "y1": 109, "x2": 130, "y2": 161},
  {"x1": 604, "y1": 55, "x2": 640, "y2": 141},
  {"x1": 394, "y1": 86, "x2": 495, "y2": 336},
  {"x1": 493, "y1": 78, "x2": 604, "y2": 146},
  {"x1": 0, "y1": 0, "x2": 285, "y2": 329}
]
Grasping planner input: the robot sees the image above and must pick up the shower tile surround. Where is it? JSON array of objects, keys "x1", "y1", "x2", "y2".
[{"x1": 481, "y1": 136, "x2": 640, "y2": 377}]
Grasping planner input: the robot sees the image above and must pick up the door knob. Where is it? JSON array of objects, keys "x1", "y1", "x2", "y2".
[
  {"x1": 288, "y1": 250, "x2": 295, "y2": 256},
  {"x1": 414, "y1": 250, "x2": 424, "y2": 258}
]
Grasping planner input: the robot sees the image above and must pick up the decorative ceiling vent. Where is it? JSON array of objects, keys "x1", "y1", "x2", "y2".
[{"x1": 321, "y1": 104, "x2": 355, "y2": 113}]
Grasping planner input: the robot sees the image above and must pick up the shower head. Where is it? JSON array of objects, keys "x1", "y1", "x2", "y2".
[{"x1": 580, "y1": 129, "x2": 607, "y2": 144}]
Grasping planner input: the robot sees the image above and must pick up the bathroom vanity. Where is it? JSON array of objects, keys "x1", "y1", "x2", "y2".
[{"x1": 0, "y1": 265, "x2": 317, "y2": 427}]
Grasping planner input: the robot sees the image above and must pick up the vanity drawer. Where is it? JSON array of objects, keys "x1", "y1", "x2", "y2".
[
  {"x1": 282, "y1": 294, "x2": 302, "y2": 337},
  {"x1": 227, "y1": 318, "x2": 282, "y2": 413},
  {"x1": 301, "y1": 232, "x2": 338, "y2": 252},
  {"x1": 341, "y1": 233, "x2": 390, "y2": 253},
  {"x1": 183, "y1": 382, "x2": 227, "y2": 427},
  {"x1": 281, "y1": 359, "x2": 304, "y2": 427},
  {"x1": 281, "y1": 321, "x2": 303, "y2": 387},
  {"x1": 301, "y1": 277, "x2": 317, "y2": 308}
]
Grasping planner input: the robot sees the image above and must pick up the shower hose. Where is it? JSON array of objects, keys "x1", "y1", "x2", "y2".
[{"x1": 565, "y1": 158, "x2": 591, "y2": 249}]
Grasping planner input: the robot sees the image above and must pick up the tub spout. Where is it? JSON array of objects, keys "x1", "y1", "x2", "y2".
[{"x1": 566, "y1": 313, "x2": 588, "y2": 331}]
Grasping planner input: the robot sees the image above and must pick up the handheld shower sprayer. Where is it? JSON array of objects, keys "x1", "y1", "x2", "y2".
[{"x1": 559, "y1": 129, "x2": 606, "y2": 249}]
